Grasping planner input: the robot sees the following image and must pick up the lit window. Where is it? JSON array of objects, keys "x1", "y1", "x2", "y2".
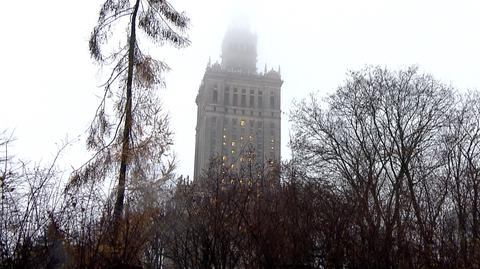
[
  {"x1": 231, "y1": 141, "x2": 236, "y2": 147},
  {"x1": 223, "y1": 134, "x2": 226, "y2": 139},
  {"x1": 222, "y1": 156, "x2": 227, "y2": 161},
  {"x1": 240, "y1": 119, "x2": 246, "y2": 127},
  {"x1": 231, "y1": 150, "x2": 236, "y2": 155},
  {"x1": 240, "y1": 136, "x2": 244, "y2": 140},
  {"x1": 223, "y1": 142, "x2": 226, "y2": 146},
  {"x1": 249, "y1": 135, "x2": 253, "y2": 141},
  {"x1": 271, "y1": 139, "x2": 275, "y2": 143}
]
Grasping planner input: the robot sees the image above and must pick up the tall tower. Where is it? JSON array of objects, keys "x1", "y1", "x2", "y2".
[{"x1": 194, "y1": 24, "x2": 282, "y2": 179}]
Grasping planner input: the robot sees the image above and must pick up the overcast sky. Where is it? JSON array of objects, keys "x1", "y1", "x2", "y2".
[{"x1": 1, "y1": 0, "x2": 479, "y2": 178}]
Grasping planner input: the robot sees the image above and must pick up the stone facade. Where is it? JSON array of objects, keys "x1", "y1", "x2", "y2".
[{"x1": 194, "y1": 26, "x2": 282, "y2": 179}]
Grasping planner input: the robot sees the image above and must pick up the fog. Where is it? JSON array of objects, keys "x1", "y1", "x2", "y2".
[{"x1": 1, "y1": 0, "x2": 479, "y2": 178}]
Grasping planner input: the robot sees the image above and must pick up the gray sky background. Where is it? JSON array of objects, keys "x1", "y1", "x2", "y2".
[{"x1": 1, "y1": 0, "x2": 479, "y2": 178}]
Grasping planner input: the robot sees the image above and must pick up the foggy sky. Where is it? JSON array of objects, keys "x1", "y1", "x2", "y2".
[{"x1": 1, "y1": 0, "x2": 479, "y2": 178}]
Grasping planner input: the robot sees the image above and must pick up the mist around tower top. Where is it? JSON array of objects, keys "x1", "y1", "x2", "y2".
[{"x1": 228, "y1": 10, "x2": 254, "y2": 33}]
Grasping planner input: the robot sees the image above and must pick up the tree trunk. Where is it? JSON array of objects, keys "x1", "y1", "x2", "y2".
[{"x1": 112, "y1": 0, "x2": 140, "y2": 243}]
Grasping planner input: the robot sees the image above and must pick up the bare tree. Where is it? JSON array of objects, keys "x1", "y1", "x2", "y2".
[
  {"x1": 0, "y1": 132, "x2": 70, "y2": 268},
  {"x1": 290, "y1": 66, "x2": 456, "y2": 267},
  {"x1": 440, "y1": 92, "x2": 480, "y2": 268}
]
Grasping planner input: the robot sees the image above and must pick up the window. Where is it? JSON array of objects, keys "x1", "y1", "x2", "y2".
[
  {"x1": 250, "y1": 89, "x2": 255, "y2": 107},
  {"x1": 224, "y1": 87, "x2": 230, "y2": 105},
  {"x1": 270, "y1": 95, "x2": 275, "y2": 109},
  {"x1": 233, "y1": 92, "x2": 238, "y2": 106},
  {"x1": 240, "y1": 119, "x2": 246, "y2": 127},
  {"x1": 213, "y1": 90, "x2": 218, "y2": 103},
  {"x1": 258, "y1": 90, "x2": 263, "y2": 108},
  {"x1": 241, "y1": 89, "x2": 246, "y2": 107},
  {"x1": 231, "y1": 141, "x2": 236, "y2": 147}
]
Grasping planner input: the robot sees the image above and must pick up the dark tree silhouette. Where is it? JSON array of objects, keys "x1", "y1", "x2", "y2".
[{"x1": 289, "y1": 66, "x2": 480, "y2": 267}]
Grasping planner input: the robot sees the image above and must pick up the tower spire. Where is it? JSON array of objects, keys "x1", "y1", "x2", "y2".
[{"x1": 221, "y1": 16, "x2": 257, "y2": 73}]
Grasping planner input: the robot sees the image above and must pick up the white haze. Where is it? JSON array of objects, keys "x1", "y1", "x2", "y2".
[{"x1": 1, "y1": 0, "x2": 479, "y2": 178}]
